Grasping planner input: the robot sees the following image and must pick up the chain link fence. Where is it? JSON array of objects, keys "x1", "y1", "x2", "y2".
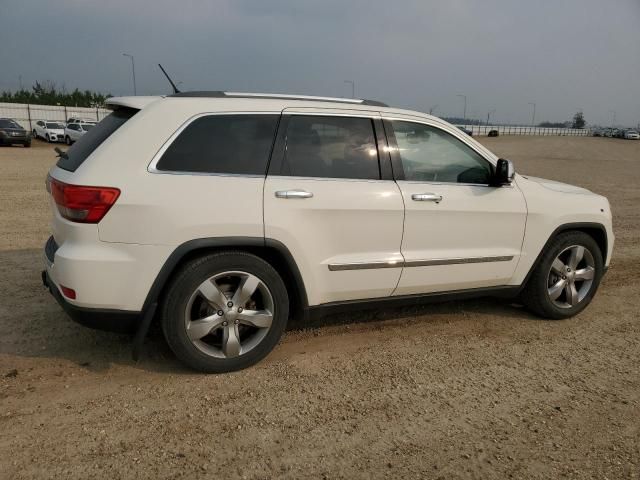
[
  {"x1": 457, "y1": 124, "x2": 591, "y2": 136},
  {"x1": 0, "y1": 102, "x2": 111, "y2": 131},
  {"x1": 1, "y1": 101, "x2": 592, "y2": 137}
]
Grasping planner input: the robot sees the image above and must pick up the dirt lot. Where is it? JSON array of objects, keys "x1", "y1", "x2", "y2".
[{"x1": 1, "y1": 136, "x2": 638, "y2": 479}]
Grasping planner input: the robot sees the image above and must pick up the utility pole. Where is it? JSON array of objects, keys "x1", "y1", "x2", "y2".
[
  {"x1": 609, "y1": 110, "x2": 616, "y2": 127},
  {"x1": 429, "y1": 105, "x2": 438, "y2": 115},
  {"x1": 456, "y1": 94, "x2": 467, "y2": 121},
  {"x1": 122, "y1": 53, "x2": 137, "y2": 95},
  {"x1": 528, "y1": 102, "x2": 536, "y2": 126},
  {"x1": 344, "y1": 80, "x2": 355, "y2": 98},
  {"x1": 486, "y1": 109, "x2": 496, "y2": 126}
]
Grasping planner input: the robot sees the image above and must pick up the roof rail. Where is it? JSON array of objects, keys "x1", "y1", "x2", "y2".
[{"x1": 169, "y1": 91, "x2": 388, "y2": 107}]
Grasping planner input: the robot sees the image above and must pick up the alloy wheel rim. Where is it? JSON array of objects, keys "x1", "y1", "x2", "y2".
[
  {"x1": 547, "y1": 245, "x2": 595, "y2": 309},
  {"x1": 184, "y1": 271, "x2": 274, "y2": 359}
]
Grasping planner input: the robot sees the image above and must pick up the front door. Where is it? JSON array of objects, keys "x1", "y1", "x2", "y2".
[
  {"x1": 385, "y1": 117, "x2": 528, "y2": 295},
  {"x1": 264, "y1": 109, "x2": 405, "y2": 305}
]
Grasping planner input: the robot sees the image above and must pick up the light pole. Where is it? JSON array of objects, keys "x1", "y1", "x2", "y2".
[
  {"x1": 122, "y1": 53, "x2": 137, "y2": 96},
  {"x1": 344, "y1": 80, "x2": 355, "y2": 98},
  {"x1": 486, "y1": 109, "x2": 496, "y2": 126},
  {"x1": 609, "y1": 110, "x2": 616, "y2": 127},
  {"x1": 456, "y1": 94, "x2": 467, "y2": 121},
  {"x1": 528, "y1": 102, "x2": 536, "y2": 126}
]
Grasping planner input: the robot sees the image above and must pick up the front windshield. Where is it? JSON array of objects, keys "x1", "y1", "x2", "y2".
[
  {"x1": 46, "y1": 122, "x2": 64, "y2": 129},
  {"x1": 0, "y1": 119, "x2": 21, "y2": 129}
]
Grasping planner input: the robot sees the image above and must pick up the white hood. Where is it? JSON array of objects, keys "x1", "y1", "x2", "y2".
[{"x1": 521, "y1": 175, "x2": 593, "y2": 195}]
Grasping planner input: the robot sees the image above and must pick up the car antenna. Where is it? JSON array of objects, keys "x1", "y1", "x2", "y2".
[{"x1": 158, "y1": 63, "x2": 181, "y2": 94}]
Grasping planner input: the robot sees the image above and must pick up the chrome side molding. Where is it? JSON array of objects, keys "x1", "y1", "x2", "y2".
[
  {"x1": 328, "y1": 260, "x2": 403, "y2": 271},
  {"x1": 328, "y1": 255, "x2": 514, "y2": 271}
]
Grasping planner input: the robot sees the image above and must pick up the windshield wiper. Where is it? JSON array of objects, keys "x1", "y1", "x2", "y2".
[{"x1": 54, "y1": 147, "x2": 68, "y2": 160}]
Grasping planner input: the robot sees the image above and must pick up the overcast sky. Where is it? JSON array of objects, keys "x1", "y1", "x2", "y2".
[{"x1": 1, "y1": 0, "x2": 639, "y2": 126}]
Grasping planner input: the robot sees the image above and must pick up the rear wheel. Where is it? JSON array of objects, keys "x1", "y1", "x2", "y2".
[
  {"x1": 161, "y1": 251, "x2": 289, "y2": 373},
  {"x1": 522, "y1": 231, "x2": 604, "y2": 319}
]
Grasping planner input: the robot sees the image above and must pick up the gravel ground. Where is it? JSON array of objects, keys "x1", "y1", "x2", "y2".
[{"x1": 0, "y1": 136, "x2": 638, "y2": 479}]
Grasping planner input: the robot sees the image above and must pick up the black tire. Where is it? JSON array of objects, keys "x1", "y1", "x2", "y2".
[
  {"x1": 65, "y1": 136, "x2": 72, "y2": 145},
  {"x1": 46, "y1": 134, "x2": 51, "y2": 143},
  {"x1": 24, "y1": 141, "x2": 31, "y2": 148},
  {"x1": 161, "y1": 251, "x2": 289, "y2": 373},
  {"x1": 32, "y1": 130, "x2": 38, "y2": 139},
  {"x1": 521, "y1": 231, "x2": 604, "y2": 320}
]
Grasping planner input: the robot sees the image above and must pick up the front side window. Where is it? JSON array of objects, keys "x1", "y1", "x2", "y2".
[
  {"x1": 391, "y1": 121, "x2": 492, "y2": 184},
  {"x1": 279, "y1": 115, "x2": 380, "y2": 180},
  {"x1": 156, "y1": 114, "x2": 279, "y2": 175}
]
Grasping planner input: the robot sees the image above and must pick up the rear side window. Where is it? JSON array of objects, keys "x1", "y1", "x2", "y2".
[
  {"x1": 278, "y1": 116, "x2": 380, "y2": 180},
  {"x1": 155, "y1": 115, "x2": 279, "y2": 175},
  {"x1": 56, "y1": 108, "x2": 137, "y2": 172}
]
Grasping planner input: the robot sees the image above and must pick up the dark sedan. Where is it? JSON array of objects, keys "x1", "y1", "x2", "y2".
[{"x1": 0, "y1": 118, "x2": 31, "y2": 147}]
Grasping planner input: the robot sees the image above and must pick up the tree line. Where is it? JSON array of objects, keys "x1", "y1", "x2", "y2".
[{"x1": 0, "y1": 81, "x2": 111, "y2": 108}]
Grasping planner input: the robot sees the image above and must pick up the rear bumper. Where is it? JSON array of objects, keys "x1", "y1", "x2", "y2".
[
  {"x1": 42, "y1": 269, "x2": 140, "y2": 333},
  {"x1": 0, "y1": 137, "x2": 30, "y2": 145}
]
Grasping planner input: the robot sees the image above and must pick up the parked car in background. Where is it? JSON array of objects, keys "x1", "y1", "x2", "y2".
[
  {"x1": 592, "y1": 128, "x2": 603, "y2": 137},
  {"x1": 604, "y1": 128, "x2": 614, "y2": 138},
  {"x1": 64, "y1": 122, "x2": 95, "y2": 145},
  {"x1": 0, "y1": 118, "x2": 31, "y2": 147},
  {"x1": 42, "y1": 92, "x2": 613, "y2": 373},
  {"x1": 33, "y1": 120, "x2": 66, "y2": 143},
  {"x1": 457, "y1": 126, "x2": 473, "y2": 136},
  {"x1": 488, "y1": 129, "x2": 499, "y2": 137},
  {"x1": 624, "y1": 130, "x2": 639, "y2": 140},
  {"x1": 66, "y1": 117, "x2": 95, "y2": 126}
]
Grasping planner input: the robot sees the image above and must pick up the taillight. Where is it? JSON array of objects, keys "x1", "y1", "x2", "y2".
[{"x1": 47, "y1": 175, "x2": 120, "y2": 223}]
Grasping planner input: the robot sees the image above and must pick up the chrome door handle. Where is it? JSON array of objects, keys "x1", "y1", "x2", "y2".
[
  {"x1": 275, "y1": 190, "x2": 314, "y2": 199},
  {"x1": 411, "y1": 193, "x2": 442, "y2": 203}
]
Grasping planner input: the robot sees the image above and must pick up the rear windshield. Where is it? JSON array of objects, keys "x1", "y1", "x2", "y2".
[{"x1": 56, "y1": 108, "x2": 137, "y2": 172}]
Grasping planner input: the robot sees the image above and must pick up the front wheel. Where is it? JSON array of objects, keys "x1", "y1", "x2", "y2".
[
  {"x1": 521, "y1": 231, "x2": 604, "y2": 319},
  {"x1": 161, "y1": 251, "x2": 289, "y2": 373},
  {"x1": 65, "y1": 136, "x2": 72, "y2": 145}
]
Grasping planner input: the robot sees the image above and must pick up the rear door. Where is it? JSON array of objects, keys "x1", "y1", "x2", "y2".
[
  {"x1": 264, "y1": 108, "x2": 405, "y2": 306},
  {"x1": 385, "y1": 116, "x2": 527, "y2": 295}
]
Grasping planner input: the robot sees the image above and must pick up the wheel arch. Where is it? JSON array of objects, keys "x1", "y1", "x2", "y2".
[
  {"x1": 519, "y1": 222, "x2": 608, "y2": 292},
  {"x1": 142, "y1": 237, "x2": 308, "y2": 322}
]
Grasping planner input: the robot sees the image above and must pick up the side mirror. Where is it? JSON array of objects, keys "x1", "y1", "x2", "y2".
[{"x1": 492, "y1": 158, "x2": 515, "y2": 186}]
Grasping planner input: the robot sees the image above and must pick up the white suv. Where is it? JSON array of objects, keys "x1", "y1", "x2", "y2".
[
  {"x1": 42, "y1": 92, "x2": 614, "y2": 372},
  {"x1": 33, "y1": 120, "x2": 66, "y2": 142},
  {"x1": 64, "y1": 122, "x2": 95, "y2": 145}
]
